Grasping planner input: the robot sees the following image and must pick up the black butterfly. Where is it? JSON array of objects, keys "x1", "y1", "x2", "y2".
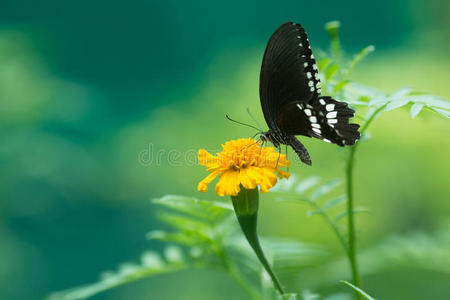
[{"x1": 259, "y1": 21, "x2": 360, "y2": 165}]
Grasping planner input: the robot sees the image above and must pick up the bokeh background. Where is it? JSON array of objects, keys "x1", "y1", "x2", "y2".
[{"x1": 1, "y1": 1, "x2": 449, "y2": 299}]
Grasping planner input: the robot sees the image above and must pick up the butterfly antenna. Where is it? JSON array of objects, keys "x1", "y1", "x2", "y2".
[
  {"x1": 246, "y1": 108, "x2": 263, "y2": 131},
  {"x1": 225, "y1": 114, "x2": 262, "y2": 132}
]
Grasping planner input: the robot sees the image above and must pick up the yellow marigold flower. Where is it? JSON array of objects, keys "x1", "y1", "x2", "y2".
[{"x1": 197, "y1": 138, "x2": 290, "y2": 196}]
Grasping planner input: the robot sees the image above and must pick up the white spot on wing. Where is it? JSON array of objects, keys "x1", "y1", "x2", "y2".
[
  {"x1": 308, "y1": 81, "x2": 314, "y2": 87},
  {"x1": 310, "y1": 87, "x2": 315, "y2": 92},
  {"x1": 303, "y1": 62, "x2": 308, "y2": 67},
  {"x1": 328, "y1": 119, "x2": 338, "y2": 124},
  {"x1": 311, "y1": 123, "x2": 321, "y2": 128},
  {"x1": 326, "y1": 104, "x2": 335, "y2": 111},
  {"x1": 327, "y1": 111, "x2": 337, "y2": 118},
  {"x1": 309, "y1": 116, "x2": 317, "y2": 123},
  {"x1": 306, "y1": 72, "x2": 312, "y2": 79},
  {"x1": 296, "y1": 103, "x2": 303, "y2": 110},
  {"x1": 319, "y1": 99, "x2": 326, "y2": 105},
  {"x1": 313, "y1": 64, "x2": 318, "y2": 70},
  {"x1": 304, "y1": 109, "x2": 312, "y2": 116},
  {"x1": 323, "y1": 138, "x2": 331, "y2": 143},
  {"x1": 312, "y1": 128, "x2": 321, "y2": 134}
]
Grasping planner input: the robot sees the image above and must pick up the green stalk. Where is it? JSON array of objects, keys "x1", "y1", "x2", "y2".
[
  {"x1": 231, "y1": 187, "x2": 286, "y2": 296},
  {"x1": 345, "y1": 105, "x2": 386, "y2": 299},
  {"x1": 346, "y1": 141, "x2": 360, "y2": 299}
]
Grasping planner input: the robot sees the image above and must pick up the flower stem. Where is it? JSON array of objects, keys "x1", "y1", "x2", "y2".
[
  {"x1": 345, "y1": 105, "x2": 386, "y2": 299},
  {"x1": 231, "y1": 187, "x2": 286, "y2": 296},
  {"x1": 237, "y1": 214, "x2": 285, "y2": 295}
]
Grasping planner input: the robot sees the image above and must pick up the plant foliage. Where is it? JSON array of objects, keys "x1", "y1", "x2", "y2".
[{"x1": 48, "y1": 21, "x2": 449, "y2": 300}]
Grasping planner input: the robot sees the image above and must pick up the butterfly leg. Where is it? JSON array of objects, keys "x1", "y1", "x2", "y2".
[
  {"x1": 285, "y1": 144, "x2": 289, "y2": 172},
  {"x1": 242, "y1": 138, "x2": 262, "y2": 151},
  {"x1": 274, "y1": 144, "x2": 283, "y2": 168},
  {"x1": 287, "y1": 135, "x2": 312, "y2": 166}
]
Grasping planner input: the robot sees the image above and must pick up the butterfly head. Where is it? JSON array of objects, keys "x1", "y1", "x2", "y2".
[
  {"x1": 260, "y1": 132, "x2": 269, "y2": 142},
  {"x1": 259, "y1": 130, "x2": 284, "y2": 148}
]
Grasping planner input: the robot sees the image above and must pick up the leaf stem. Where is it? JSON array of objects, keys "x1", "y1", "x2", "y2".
[
  {"x1": 345, "y1": 104, "x2": 386, "y2": 299},
  {"x1": 305, "y1": 198, "x2": 348, "y2": 252}
]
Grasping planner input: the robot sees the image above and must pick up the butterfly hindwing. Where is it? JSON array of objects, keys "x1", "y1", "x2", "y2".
[
  {"x1": 257, "y1": 21, "x2": 361, "y2": 165},
  {"x1": 276, "y1": 96, "x2": 360, "y2": 146},
  {"x1": 260, "y1": 22, "x2": 321, "y2": 130}
]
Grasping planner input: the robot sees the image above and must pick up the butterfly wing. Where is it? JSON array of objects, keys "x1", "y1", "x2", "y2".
[
  {"x1": 260, "y1": 22, "x2": 321, "y2": 130},
  {"x1": 276, "y1": 96, "x2": 360, "y2": 146}
]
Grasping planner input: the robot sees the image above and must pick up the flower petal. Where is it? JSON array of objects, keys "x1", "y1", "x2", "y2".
[
  {"x1": 277, "y1": 168, "x2": 291, "y2": 179},
  {"x1": 197, "y1": 138, "x2": 291, "y2": 197},
  {"x1": 243, "y1": 166, "x2": 277, "y2": 193},
  {"x1": 215, "y1": 170, "x2": 241, "y2": 196},
  {"x1": 197, "y1": 170, "x2": 220, "y2": 192},
  {"x1": 198, "y1": 149, "x2": 219, "y2": 170},
  {"x1": 257, "y1": 168, "x2": 278, "y2": 193},
  {"x1": 239, "y1": 167, "x2": 258, "y2": 190}
]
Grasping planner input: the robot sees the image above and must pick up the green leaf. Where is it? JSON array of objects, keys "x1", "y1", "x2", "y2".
[
  {"x1": 306, "y1": 210, "x2": 321, "y2": 217},
  {"x1": 335, "y1": 208, "x2": 371, "y2": 222},
  {"x1": 140, "y1": 251, "x2": 165, "y2": 268},
  {"x1": 164, "y1": 245, "x2": 185, "y2": 264},
  {"x1": 146, "y1": 230, "x2": 202, "y2": 246},
  {"x1": 385, "y1": 98, "x2": 410, "y2": 111},
  {"x1": 406, "y1": 94, "x2": 450, "y2": 109},
  {"x1": 323, "y1": 195, "x2": 347, "y2": 210},
  {"x1": 310, "y1": 179, "x2": 341, "y2": 201},
  {"x1": 345, "y1": 45, "x2": 375, "y2": 77},
  {"x1": 295, "y1": 176, "x2": 321, "y2": 195},
  {"x1": 428, "y1": 107, "x2": 450, "y2": 118},
  {"x1": 343, "y1": 82, "x2": 386, "y2": 104},
  {"x1": 318, "y1": 58, "x2": 332, "y2": 71},
  {"x1": 340, "y1": 280, "x2": 376, "y2": 300},
  {"x1": 410, "y1": 103, "x2": 424, "y2": 118},
  {"x1": 333, "y1": 80, "x2": 350, "y2": 93},
  {"x1": 390, "y1": 87, "x2": 412, "y2": 99},
  {"x1": 47, "y1": 253, "x2": 185, "y2": 300},
  {"x1": 325, "y1": 64, "x2": 339, "y2": 81},
  {"x1": 281, "y1": 293, "x2": 299, "y2": 300},
  {"x1": 152, "y1": 195, "x2": 232, "y2": 220},
  {"x1": 265, "y1": 239, "x2": 326, "y2": 274}
]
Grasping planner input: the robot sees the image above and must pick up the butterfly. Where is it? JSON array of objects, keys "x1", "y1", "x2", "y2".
[{"x1": 259, "y1": 21, "x2": 360, "y2": 165}]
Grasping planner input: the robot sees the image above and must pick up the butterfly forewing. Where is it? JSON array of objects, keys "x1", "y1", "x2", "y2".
[
  {"x1": 260, "y1": 22, "x2": 321, "y2": 130},
  {"x1": 258, "y1": 21, "x2": 360, "y2": 165}
]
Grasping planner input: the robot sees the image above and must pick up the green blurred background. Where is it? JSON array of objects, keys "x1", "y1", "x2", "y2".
[{"x1": 1, "y1": 1, "x2": 449, "y2": 299}]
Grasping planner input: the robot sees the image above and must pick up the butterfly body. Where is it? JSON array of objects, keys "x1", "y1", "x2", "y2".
[{"x1": 259, "y1": 22, "x2": 360, "y2": 165}]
